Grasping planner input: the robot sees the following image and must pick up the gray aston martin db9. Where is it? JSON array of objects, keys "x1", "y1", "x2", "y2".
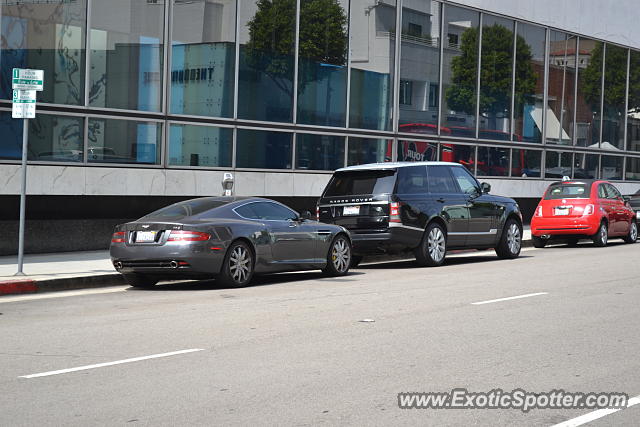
[{"x1": 110, "y1": 197, "x2": 352, "y2": 288}]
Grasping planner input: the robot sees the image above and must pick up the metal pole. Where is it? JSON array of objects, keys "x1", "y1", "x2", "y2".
[{"x1": 15, "y1": 118, "x2": 28, "y2": 276}]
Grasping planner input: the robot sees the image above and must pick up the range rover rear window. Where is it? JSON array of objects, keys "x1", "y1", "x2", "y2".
[
  {"x1": 544, "y1": 184, "x2": 590, "y2": 199},
  {"x1": 323, "y1": 170, "x2": 396, "y2": 197}
]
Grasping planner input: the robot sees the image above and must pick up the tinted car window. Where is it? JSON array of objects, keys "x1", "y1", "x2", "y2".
[
  {"x1": 250, "y1": 202, "x2": 297, "y2": 221},
  {"x1": 427, "y1": 166, "x2": 458, "y2": 193},
  {"x1": 606, "y1": 184, "x2": 621, "y2": 199},
  {"x1": 545, "y1": 184, "x2": 590, "y2": 199},
  {"x1": 141, "y1": 199, "x2": 228, "y2": 220},
  {"x1": 598, "y1": 184, "x2": 608, "y2": 199},
  {"x1": 324, "y1": 170, "x2": 396, "y2": 196},
  {"x1": 450, "y1": 166, "x2": 479, "y2": 195},
  {"x1": 396, "y1": 166, "x2": 428, "y2": 194},
  {"x1": 235, "y1": 204, "x2": 260, "y2": 219}
]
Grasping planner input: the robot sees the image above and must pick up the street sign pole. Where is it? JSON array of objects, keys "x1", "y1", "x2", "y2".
[
  {"x1": 15, "y1": 118, "x2": 28, "y2": 276},
  {"x1": 11, "y1": 68, "x2": 43, "y2": 276}
]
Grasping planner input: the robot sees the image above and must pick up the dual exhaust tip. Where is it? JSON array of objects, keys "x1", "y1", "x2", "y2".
[{"x1": 114, "y1": 260, "x2": 181, "y2": 270}]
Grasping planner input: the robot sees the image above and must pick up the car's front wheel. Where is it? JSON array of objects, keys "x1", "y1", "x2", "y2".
[
  {"x1": 323, "y1": 234, "x2": 352, "y2": 276},
  {"x1": 218, "y1": 240, "x2": 254, "y2": 287},
  {"x1": 495, "y1": 218, "x2": 522, "y2": 259},
  {"x1": 415, "y1": 222, "x2": 447, "y2": 267},
  {"x1": 123, "y1": 273, "x2": 158, "y2": 288},
  {"x1": 592, "y1": 221, "x2": 608, "y2": 247},
  {"x1": 623, "y1": 220, "x2": 638, "y2": 244}
]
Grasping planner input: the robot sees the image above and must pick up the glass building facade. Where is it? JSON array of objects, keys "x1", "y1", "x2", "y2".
[{"x1": 1, "y1": 0, "x2": 640, "y2": 182}]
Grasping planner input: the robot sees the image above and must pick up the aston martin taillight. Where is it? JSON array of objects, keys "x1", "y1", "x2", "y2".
[
  {"x1": 111, "y1": 231, "x2": 126, "y2": 243},
  {"x1": 167, "y1": 230, "x2": 211, "y2": 242}
]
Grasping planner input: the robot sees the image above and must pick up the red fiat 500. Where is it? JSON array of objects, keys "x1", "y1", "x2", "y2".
[{"x1": 531, "y1": 179, "x2": 638, "y2": 247}]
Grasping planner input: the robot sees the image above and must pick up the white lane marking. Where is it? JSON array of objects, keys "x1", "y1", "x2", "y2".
[
  {"x1": 0, "y1": 286, "x2": 128, "y2": 304},
  {"x1": 471, "y1": 292, "x2": 548, "y2": 305},
  {"x1": 552, "y1": 395, "x2": 640, "y2": 427},
  {"x1": 19, "y1": 349, "x2": 204, "y2": 379}
]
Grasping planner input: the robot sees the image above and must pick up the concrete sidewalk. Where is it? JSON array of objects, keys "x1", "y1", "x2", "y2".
[{"x1": 0, "y1": 229, "x2": 533, "y2": 296}]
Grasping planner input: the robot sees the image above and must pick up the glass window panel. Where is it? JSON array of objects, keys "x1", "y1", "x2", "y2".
[
  {"x1": 170, "y1": 0, "x2": 236, "y2": 118},
  {"x1": 514, "y1": 22, "x2": 545, "y2": 144},
  {"x1": 397, "y1": 139, "x2": 437, "y2": 162},
  {"x1": 295, "y1": 134, "x2": 345, "y2": 170},
  {"x1": 576, "y1": 38, "x2": 603, "y2": 147},
  {"x1": 601, "y1": 45, "x2": 627, "y2": 150},
  {"x1": 398, "y1": 2, "x2": 441, "y2": 129},
  {"x1": 297, "y1": 0, "x2": 348, "y2": 127},
  {"x1": 545, "y1": 151, "x2": 572, "y2": 179},
  {"x1": 168, "y1": 124, "x2": 232, "y2": 167},
  {"x1": 0, "y1": 111, "x2": 23, "y2": 160},
  {"x1": 30, "y1": 114, "x2": 84, "y2": 162},
  {"x1": 1, "y1": 1, "x2": 86, "y2": 105},
  {"x1": 626, "y1": 157, "x2": 640, "y2": 181},
  {"x1": 478, "y1": 15, "x2": 514, "y2": 140},
  {"x1": 439, "y1": 143, "x2": 475, "y2": 172},
  {"x1": 574, "y1": 153, "x2": 598, "y2": 178},
  {"x1": 546, "y1": 31, "x2": 576, "y2": 145},
  {"x1": 89, "y1": 0, "x2": 164, "y2": 111},
  {"x1": 348, "y1": 0, "x2": 396, "y2": 130},
  {"x1": 626, "y1": 51, "x2": 640, "y2": 152},
  {"x1": 600, "y1": 155, "x2": 623, "y2": 180},
  {"x1": 441, "y1": 5, "x2": 479, "y2": 134},
  {"x1": 236, "y1": 129, "x2": 292, "y2": 169},
  {"x1": 476, "y1": 146, "x2": 509, "y2": 176},
  {"x1": 511, "y1": 149, "x2": 541, "y2": 177},
  {"x1": 347, "y1": 137, "x2": 392, "y2": 165},
  {"x1": 87, "y1": 118, "x2": 161, "y2": 164},
  {"x1": 238, "y1": 0, "x2": 295, "y2": 122}
]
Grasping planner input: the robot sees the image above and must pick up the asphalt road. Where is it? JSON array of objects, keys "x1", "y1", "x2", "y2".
[{"x1": 1, "y1": 242, "x2": 639, "y2": 426}]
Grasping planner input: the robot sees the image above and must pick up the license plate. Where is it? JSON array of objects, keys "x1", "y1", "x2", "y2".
[
  {"x1": 554, "y1": 207, "x2": 569, "y2": 216},
  {"x1": 343, "y1": 205, "x2": 360, "y2": 215},
  {"x1": 136, "y1": 231, "x2": 157, "y2": 243}
]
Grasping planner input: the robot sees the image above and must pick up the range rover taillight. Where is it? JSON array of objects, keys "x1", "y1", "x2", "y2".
[
  {"x1": 316, "y1": 206, "x2": 320, "y2": 221},
  {"x1": 389, "y1": 202, "x2": 401, "y2": 223}
]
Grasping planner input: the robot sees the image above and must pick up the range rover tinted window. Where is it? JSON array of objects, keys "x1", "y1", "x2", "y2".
[
  {"x1": 427, "y1": 166, "x2": 458, "y2": 193},
  {"x1": 323, "y1": 170, "x2": 396, "y2": 196},
  {"x1": 396, "y1": 166, "x2": 428, "y2": 194},
  {"x1": 450, "y1": 166, "x2": 480, "y2": 194}
]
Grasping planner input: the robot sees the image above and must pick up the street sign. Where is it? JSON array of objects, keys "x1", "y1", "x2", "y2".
[
  {"x1": 12, "y1": 68, "x2": 44, "y2": 91},
  {"x1": 12, "y1": 90, "x2": 36, "y2": 119}
]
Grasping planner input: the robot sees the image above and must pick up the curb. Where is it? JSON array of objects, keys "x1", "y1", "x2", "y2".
[
  {"x1": 1, "y1": 238, "x2": 534, "y2": 297},
  {"x1": 0, "y1": 274, "x2": 125, "y2": 297}
]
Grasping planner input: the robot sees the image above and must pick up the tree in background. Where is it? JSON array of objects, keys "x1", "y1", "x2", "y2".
[
  {"x1": 246, "y1": 0, "x2": 347, "y2": 98},
  {"x1": 446, "y1": 24, "x2": 536, "y2": 129}
]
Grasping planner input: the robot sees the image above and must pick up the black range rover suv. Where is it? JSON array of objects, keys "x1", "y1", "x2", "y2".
[{"x1": 317, "y1": 162, "x2": 523, "y2": 267}]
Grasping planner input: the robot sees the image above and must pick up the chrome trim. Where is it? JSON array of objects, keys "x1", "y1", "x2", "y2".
[
  {"x1": 318, "y1": 201, "x2": 388, "y2": 207},
  {"x1": 449, "y1": 229, "x2": 497, "y2": 236},
  {"x1": 388, "y1": 223, "x2": 423, "y2": 232}
]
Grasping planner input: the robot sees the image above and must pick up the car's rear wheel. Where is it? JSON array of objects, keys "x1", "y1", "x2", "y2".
[
  {"x1": 592, "y1": 221, "x2": 608, "y2": 247},
  {"x1": 323, "y1": 234, "x2": 352, "y2": 276},
  {"x1": 415, "y1": 222, "x2": 447, "y2": 267},
  {"x1": 623, "y1": 220, "x2": 638, "y2": 244},
  {"x1": 123, "y1": 273, "x2": 158, "y2": 288},
  {"x1": 532, "y1": 235, "x2": 547, "y2": 248},
  {"x1": 495, "y1": 218, "x2": 522, "y2": 259},
  {"x1": 218, "y1": 240, "x2": 254, "y2": 287}
]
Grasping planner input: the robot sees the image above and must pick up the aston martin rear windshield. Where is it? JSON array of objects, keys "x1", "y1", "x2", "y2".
[
  {"x1": 141, "y1": 199, "x2": 228, "y2": 220},
  {"x1": 323, "y1": 170, "x2": 396, "y2": 197},
  {"x1": 544, "y1": 184, "x2": 590, "y2": 199}
]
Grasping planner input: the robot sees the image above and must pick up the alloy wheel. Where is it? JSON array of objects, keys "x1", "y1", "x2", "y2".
[
  {"x1": 631, "y1": 222, "x2": 638, "y2": 242},
  {"x1": 427, "y1": 227, "x2": 446, "y2": 262},
  {"x1": 600, "y1": 224, "x2": 608, "y2": 245},
  {"x1": 332, "y1": 238, "x2": 350, "y2": 273},
  {"x1": 507, "y1": 222, "x2": 521, "y2": 254},
  {"x1": 229, "y1": 245, "x2": 251, "y2": 283}
]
